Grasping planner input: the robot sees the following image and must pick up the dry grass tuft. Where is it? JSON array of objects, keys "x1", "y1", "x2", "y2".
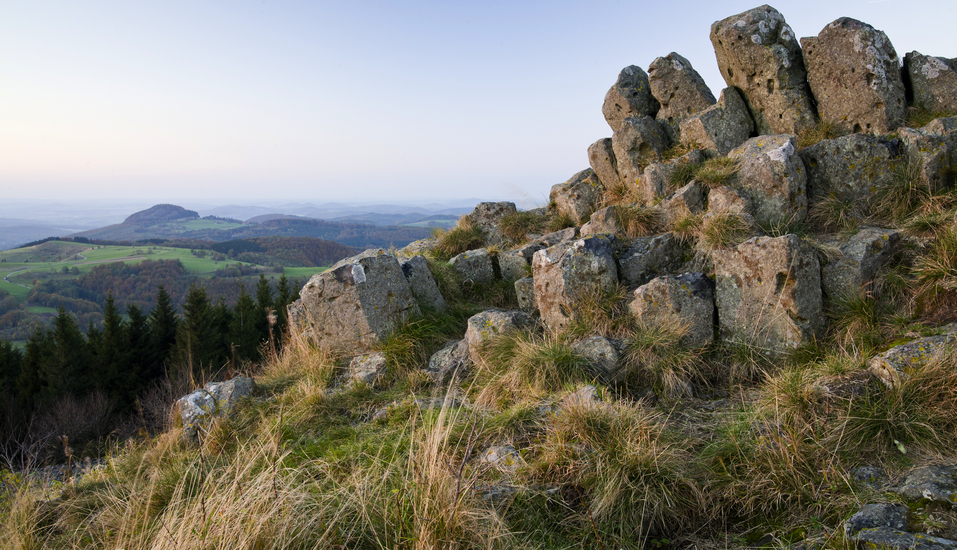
[{"x1": 432, "y1": 216, "x2": 486, "y2": 259}]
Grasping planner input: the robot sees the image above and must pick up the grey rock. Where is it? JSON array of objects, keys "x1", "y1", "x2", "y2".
[
  {"x1": 532, "y1": 235, "x2": 619, "y2": 333},
  {"x1": 538, "y1": 227, "x2": 579, "y2": 246},
  {"x1": 802, "y1": 17, "x2": 906, "y2": 134},
  {"x1": 480, "y1": 445, "x2": 524, "y2": 473},
  {"x1": 572, "y1": 337, "x2": 623, "y2": 382},
  {"x1": 498, "y1": 243, "x2": 543, "y2": 283},
  {"x1": 426, "y1": 339, "x2": 472, "y2": 385},
  {"x1": 464, "y1": 202, "x2": 517, "y2": 247},
  {"x1": 449, "y1": 248, "x2": 496, "y2": 285},
  {"x1": 707, "y1": 185, "x2": 752, "y2": 216},
  {"x1": 728, "y1": 134, "x2": 808, "y2": 226},
  {"x1": 898, "y1": 124, "x2": 957, "y2": 194},
  {"x1": 639, "y1": 149, "x2": 710, "y2": 204},
  {"x1": 868, "y1": 334, "x2": 956, "y2": 389},
  {"x1": 561, "y1": 384, "x2": 602, "y2": 409},
  {"x1": 180, "y1": 377, "x2": 254, "y2": 442},
  {"x1": 851, "y1": 527, "x2": 957, "y2": 549},
  {"x1": 895, "y1": 465, "x2": 957, "y2": 505},
  {"x1": 515, "y1": 277, "x2": 537, "y2": 315},
  {"x1": 587, "y1": 137, "x2": 622, "y2": 189},
  {"x1": 401, "y1": 254, "x2": 447, "y2": 313},
  {"x1": 291, "y1": 249, "x2": 420, "y2": 354},
  {"x1": 347, "y1": 352, "x2": 388, "y2": 387},
  {"x1": 612, "y1": 116, "x2": 670, "y2": 188},
  {"x1": 629, "y1": 273, "x2": 715, "y2": 348},
  {"x1": 845, "y1": 503, "x2": 908, "y2": 537},
  {"x1": 800, "y1": 134, "x2": 903, "y2": 204},
  {"x1": 905, "y1": 52, "x2": 957, "y2": 113},
  {"x1": 648, "y1": 52, "x2": 716, "y2": 142},
  {"x1": 679, "y1": 87, "x2": 755, "y2": 155},
  {"x1": 602, "y1": 65, "x2": 660, "y2": 132},
  {"x1": 713, "y1": 235, "x2": 824, "y2": 353},
  {"x1": 579, "y1": 205, "x2": 620, "y2": 237},
  {"x1": 394, "y1": 238, "x2": 437, "y2": 260},
  {"x1": 822, "y1": 227, "x2": 900, "y2": 299},
  {"x1": 549, "y1": 168, "x2": 605, "y2": 225},
  {"x1": 659, "y1": 181, "x2": 707, "y2": 221},
  {"x1": 465, "y1": 309, "x2": 533, "y2": 364},
  {"x1": 710, "y1": 5, "x2": 817, "y2": 135},
  {"x1": 853, "y1": 465, "x2": 890, "y2": 490},
  {"x1": 617, "y1": 233, "x2": 686, "y2": 287}
]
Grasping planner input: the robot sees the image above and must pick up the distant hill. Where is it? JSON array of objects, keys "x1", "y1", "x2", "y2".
[{"x1": 124, "y1": 204, "x2": 199, "y2": 224}]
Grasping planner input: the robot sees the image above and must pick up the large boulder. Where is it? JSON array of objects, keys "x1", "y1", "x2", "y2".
[
  {"x1": 821, "y1": 227, "x2": 900, "y2": 299},
  {"x1": 549, "y1": 168, "x2": 605, "y2": 225},
  {"x1": 904, "y1": 51, "x2": 957, "y2": 113},
  {"x1": 587, "y1": 137, "x2": 622, "y2": 189},
  {"x1": 678, "y1": 87, "x2": 755, "y2": 155},
  {"x1": 898, "y1": 121, "x2": 957, "y2": 193},
  {"x1": 602, "y1": 65, "x2": 660, "y2": 132},
  {"x1": 713, "y1": 235, "x2": 824, "y2": 353},
  {"x1": 465, "y1": 309, "x2": 533, "y2": 363},
  {"x1": 802, "y1": 17, "x2": 906, "y2": 134},
  {"x1": 180, "y1": 377, "x2": 255, "y2": 442},
  {"x1": 799, "y1": 134, "x2": 903, "y2": 203},
  {"x1": 291, "y1": 249, "x2": 421, "y2": 354},
  {"x1": 710, "y1": 5, "x2": 817, "y2": 135},
  {"x1": 464, "y1": 202, "x2": 517, "y2": 247},
  {"x1": 648, "y1": 52, "x2": 716, "y2": 142},
  {"x1": 728, "y1": 135, "x2": 808, "y2": 226},
  {"x1": 629, "y1": 273, "x2": 715, "y2": 348},
  {"x1": 449, "y1": 248, "x2": 496, "y2": 285},
  {"x1": 617, "y1": 233, "x2": 686, "y2": 287},
  {"x1": 532, "y1": 235, "x2": 619, "y2": 333},
  {"x1": 401, "y1": 255, "x2": 447, "y2": 313},
  {"x1": 612, "y1": 116, "x2": 670, "y2": 188}
]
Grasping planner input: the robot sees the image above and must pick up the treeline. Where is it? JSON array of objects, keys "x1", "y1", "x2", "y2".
[
  {"x1": 0, "y1": 275, "x2": 295, "y2": 465},
  {"x1": 210, "y1": 236, "x2": 357, "y2": 267}
]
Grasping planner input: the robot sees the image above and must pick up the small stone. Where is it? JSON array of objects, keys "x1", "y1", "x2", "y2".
[
  {"x1": 465, "y1": 309, "x2": 533, "y2": 364},
  {"x1": 480, "y1": 445, "x2": 524, "y2": 473},
  {"x1": 868, "y1": 334, "x2": 956, "y2": 389},
  {"x1": 571, "y1": 337, "x2": 623, "y2": 382},
  {"x1": 617, "y1": 233, "x2": 686, "y2": 287},
  {"x1": 629, "y1": 273, "x2": 715, "y2": 348},
  {"x1": 845, "y1": 503, "x2": 908, "y2": 538},
  {"x1": 348, "y1": 352, "x2": 388, "y2": 387},
  {"x1": 894, "y1": 465, "x2": 957, "y2": 505},
  {"x1": 426, "y1": 340, "x2": 472, "y2": 385}
]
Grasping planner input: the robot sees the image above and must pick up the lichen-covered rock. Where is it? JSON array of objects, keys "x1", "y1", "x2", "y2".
[
  {"x1": 845, "y1": 503, "x2": 908, "y2": 538},
  {"x1": 480, "y1": 445, "x2": 524, "y2": 473},
  {"x1": 713, "y1": 235, "x2": 824, "y2": 353},
  {"x1": 449, "y1": 248, "x2": 496, "y2": 285},
  {"x1": 180, "y1": 377, "x2": 255, "y2": 441},
  {"x1": 532, "y1": 235, "x2": 619, "y2": 333},
  {"x1": 498, "y1": 243, "x2": 543, "y2": 283},
  {"x1": 602, "y1": 65, "x2": 660, "y2": 132},
  {"x1": 707, "y1": 185, "x2": 752, "y2": 216},
  {"x1": 465, "y1": 309, "x2": 533, "y2": 363},
  {"x1": 639, "y1": 149, "x2": 709, "y2": 204},
  {"x1": 710, "y1": 5, "x2": 817, "y2": 135},
  {"x1": 538, "y1": 227, "x2": 579, "y2": 246},
  {"x1": 426, "y1": 339, "x2": 472, "y2": 385},
  {"x1": 579, "y1": 205, "x2": 620, "y2": 237},
  {"x1": 800, "y1": 134, "x2": 903, "y2": 203},
  {"x1": 348, "y1": 352, "x2": 388, "y2": 387},
  {"x1": 629, "y1": 273, "x2": 715, "y2": 348},
  {"x1": 659, "y1": 181, "x2": 706, "y2": 221},
  {"x1": 464, "y1": 202, "x2": 517, "y2": 247},
  {"x1": 905, "y1": 51, "x2": 957, "y2": 113},
  {"x1": 821, "y1": 227, "x2": 900, "y2": 299},
  {"x1": 292, "y1": 249, "x2": 420, "y2": 354},
  {"x1": 895, "y1": 465, "x2": 957, "y2": 505},
  {"x1": 850, "y1": 528, "x2": 957, "y2": 550},
  {"x1": 648, "y1": 52, "x2": 716, "y2": 142},
  {"x1": 898, "y1": 122, "x2": 957, "y2": 194},
  {"x1": 617, "y1": 233, "x2": 686, "y2": 287},
  {"x1": 561, "y1": 384, "x2": 602, "y2": 409},
  {"x1": 728, "y1": 135, "x2": 808, "y2": 225},
  {"x1": 802, "y1": 17, "x2": 906, "y2": 134},
  {"x1": 572, "y1": 336, "x2": 623, "y2": 382},
  {"x1": 868, "y1": 334, "x2": 956, "y2": 388},
  {"x1": 515, "y1": 276, "x2": 537, "y2": 315},
  {"x1": 401, "y1": 255, "x2": 447, "y2": 313},
  {"x1": 587, "y1": 137, "x2": 621, "y2": 189},
  {"x1": 549, "y1": 168, "x2": 604, "y2": 225},
  {"x1": 612, "y1": 116, "x2": 670, "y2": 187},
  {"x1": 678, "y1": 87, "x2": 755, "y2": 155},
  {"x1": 394, "y1": 238, "x2": 438, "y2": 260}
]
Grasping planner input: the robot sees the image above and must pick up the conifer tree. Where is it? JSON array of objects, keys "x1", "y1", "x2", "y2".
[
  {"x1": 174, "y1": 286, "x2": 219, "y2": 382},
  {"x1": 230, "y1": 284, "x2": 261, "y2": 362},
  {"x1": 254, "y1": 274, "x2": 274, "y2": 349},
  {"x1": 41, "y1": 308, "x2": 92, "y2": 402},
  {"x1": 126, "y1": 303, "x2": 156, "y2": 396},
  {"x1": 149, "y1": 285, "x2": 178, "y2": 377},
  {"x1": 274, "y1": 273, "x2": 293, "y2": 346},
  {"x1": 94, "y1": 294, "x2": 129, "y2": 403}
]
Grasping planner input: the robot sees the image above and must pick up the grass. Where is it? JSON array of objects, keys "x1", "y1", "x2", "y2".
[
  {"x1": 869, "y1": 156, "x2": 931, "y2": 226},
  {"x1": 668, "y1": 156, "x2": 740, "y2": 189},
  {"x1": 905, "y1": 106, "x2": 957, "y2": 129},
  {"x1": 616, "y1": 205, "x2": 665, "y2": 239},
  {"x1": 807, "y1": 193, "x2": 862, "y2": 234},
  {"x1": 796, "y1": 120, "x2": 841, "y2": 150},
  {"x1": 699, "y1": 212, "x2": 754, "y2": 251},
  {"x1": 498, "y1": 211, "x2": 547, "y2": 244},
  {"x1": 431, "y1": 217, "x2": 486, "y2": 260}
]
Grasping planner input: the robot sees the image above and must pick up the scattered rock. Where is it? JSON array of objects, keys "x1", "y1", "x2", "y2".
[
  {"x1": 347, "y1": 352, "x2": 388, "y2": 387},
  {"x1": 464, "y1": 202, "x2": 518, "y2": 247},
  {"x1": 850, "y1": 528, "x2": 957, "y2": 549},
  {"x1": 648, "y1": 52, "x2": 716, "y2": 142},
  {"x1": 602, "y1": 65, "x2": 660, "y2": 132},
  {"x1": 561, "y1": 385, "x2": 603, "y2": 409},
  {"x1": 498, "y1": 243, "x2": 543, "y2": 283},
  {"x1": 728, "y1": 134, "x2": 808, "y2": 226},
  {"x1": 853, "y1": 465, "x2": 890, "y2": 490},
  {"x1": 180, "y1": 377, "x2": 255, "y2": 441},
  {"x1": 571, "y1": 337, "x2": 624, "y2": 382},
  {"x1": 465, "y1": 309, "x2": 534, "y2": 364},
  {"x1": 800, "y1": 134, "x2": 903, "y2": 204},
  {"x1": 587, "y1": 137, "x2": 621, "y2": 189},
  {"x1": 515, "y1": 277, "x2": 537, "y2": 315},
  {"x1": 629, "y1": 273, "x2": 715, "y2": 348},
  {"x1": 895, "y1": 465, "x2": 957, "y2": 505},
  {"x1": 394, "y1": 238, "x2": 437, "y2": 260},
  {"x1": 480, "y1": 445, "x2": 524, "y2": 473},
  {"x1": 868, "y1": 334, "x2": 956, "y2": 388},
  {"x1": 449, "y1": 248, "x2": 496, "y2": 285},
  {"x1": 678, "y1": 87, "x2": 755, "y2": 155},
  {"x1": 710, "y1": 5, "x2": 817, "y2": 135},
  {"x1": 538, "y1": 227, "x2": 580, "y2": 246},
  {"x1": 550, "y1": 168, "x2": 605, "y2": 225},
  {"x1": 401, "y1": 254, "x2": 448, "y2": 313},
  {"x1": 617, "y1": 233, "x2": 686, "y2": 287},
  {"x1": 845, "y1": 503, "x2": 908, "y2": 538},
  {"x1": 612, "y1": 115, "x2": 670, "y2": 188},
  {"x1": 579, "y1": 205, "x2": 622, "y2": 236},
  {"x1": 426, "y1": 339, "x2": 472, "y2": 385},
  {"x1": 821, "y1": 227, "x2": 900, "y2": 299},
  {"x1": 802, "y1": 17, "x2": 906, "y2": 134},
  {"x1": 905, "y1": 52, "x2": 957, "y2": 114}
]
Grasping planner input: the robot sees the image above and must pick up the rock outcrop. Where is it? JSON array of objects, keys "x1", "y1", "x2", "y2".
[
  {"x1": 549, "y1": 168, "x2": 604, "y2": 225},
  {"x1": 727, "y1": 134, "x2": 808, "y2": 226},
  {"x1": 904, "y1": 51, "x2": 957, "y2": 114},
  {"x1": 629, "y1": 273, "x2": 715, "y2": 348},
  {"x1": 648, "y1": 52, "x2": 716, "y2": 142},
  {"x1": 612, "y1": 116, "x2": 670, "y2": 188},
  {"x1": 532, "y1": 235, "x2": 618, "y2": 333},
  {"x1": 602, "y1": 66, "x2": 660, "y2": 132},
  {"x1": 678, "y1": 87, "x2": 754, "y2": 156}
]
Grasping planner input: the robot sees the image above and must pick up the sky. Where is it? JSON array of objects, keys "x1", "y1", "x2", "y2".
[{"x1": 1, "y1": 0, "x2": 954, "y2": 208}]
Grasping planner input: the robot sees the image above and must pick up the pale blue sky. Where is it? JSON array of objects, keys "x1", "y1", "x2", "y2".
[{"x1": 1, "y1": 0, "x2": 953, "y2": 206}]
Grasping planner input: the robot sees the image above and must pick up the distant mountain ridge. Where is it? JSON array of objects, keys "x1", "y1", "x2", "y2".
[{"x1": 124, "y1": 204, "x2": 199, "y2": 224}]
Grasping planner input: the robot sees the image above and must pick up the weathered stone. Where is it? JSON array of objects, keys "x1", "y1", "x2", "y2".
[
  {"x1": 579, "y1": 205, "x2": 619, "y2": 236},
  {"x1": 648, "y1": 52, "x2": 716, "y2": 142},
  {"x1": 292, "y1": 249, "x2": 420, "y2": 354},
  {"x1": 538, "y1": 227, "x2": 579, "y2": 246},
  {"x1": 895, "y1": 465, "x2": 957, "y2": 505},
  {"x1": 401, "y1": 255, "x2": 447, "y2": 313},
  {"x1": 465, "y1": 309, "x2": 533, "y2": 364},
  {"x1": 905, "y1": 52, "x2": 957, "y2": 113},
  {"x1": 572, "y1": 337, "x2": 623, "y2": 382},
  {"x1": 394, "y1": 238, "x2": 437, "y2": 260},
  {"x1": 800, "y1": 134, "x2": 903, "y2": 203},
  {"x1": 853, "y1": 465, "x2": 890, "y2": 490},
  {"x1": 898, "y1": 123, "x2": 957, "y2": 193},
  {"x1": 464, "y1": 202, "x2": 517, "y2": 247},
  {"x1": 659, "y1": 181, "x2": 706, "y2": 221},
  {"x1": 617, "y1": 233, "x2": 686, "y2": 287},
  {"x1": 851, "y1": 528, "x2": 957, "y2": 550},
  {"x1": 713, "y1": 235, "x2": 824, "y2": 353},
  {"x1": 710, "y1": 5, "x2": 817, "y2": 135},
  {"x1": 498, "y1": 243, "x2": 543, "y2": 283},
  {"x1": 561, "y1": 384, "x2": 602, "y2": 409},
  {"x1": 602, "y1": 65, "x2": 660, "y2": 132},
  {"x1": 515, "y1": 277, "x2": 537, "y2": 315},
  {"x1": 347, "y1": 352, "x2": 388, "y2": 387},
  {"x1": 180, "y1": 377, "x2": 255, "y2": 442},
  {"x1": 426, "y1": 340, "x2": 472, "y2": 385},
  {"x1": 802, "y1": 17, "x2": 906, "y2": 134},
  {"x1": 550, "y1": 168, "x2": 605, "y2": 225},
  {"x1": 845, "y1": 503, "x2": 908, "y2": 538},
  {"x1": 480, "y1": 445, "x2": 524, "y2": 473},
  {"x1": 821, "y1": 227, "x2": 900, "y2": 299},
  {"x1": 532, "y1": 235, "x2": 619, "y2": 333},
  {"x1": 629, "y1": 273, "x2": 715, "y2": 348},
  {"x1": 707, "y1": 185, "x2": 752, "y2": 215},
  {"x1": 639, "y1": 149, "x2": 709, "y2": 203},
  {"x1": 679, "y1": 87, "x2": 755, "y2": 155},
  {"x1": 728, "y1": 135, "x2": 808, "y2": 225},
  {"x1": 612, "y1": 116, "x2": 670, "y2": 188},
  {"x1": 449, "y1": 248, "x2": 496, "y2": 285},
  {"x1": 868, "y1": 334, "x2": 956, "y2": 389},
  {"x1": 587, "y1": 137, "x2": 621, "y2": 189}
]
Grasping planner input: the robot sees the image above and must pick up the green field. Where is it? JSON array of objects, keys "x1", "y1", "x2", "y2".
[
  {"x1": 279, "y1": 267, "x2": 326, "y2": 279},
  {"x1": 176, "y1": 219, "x2": 245, "y2": 231}
]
